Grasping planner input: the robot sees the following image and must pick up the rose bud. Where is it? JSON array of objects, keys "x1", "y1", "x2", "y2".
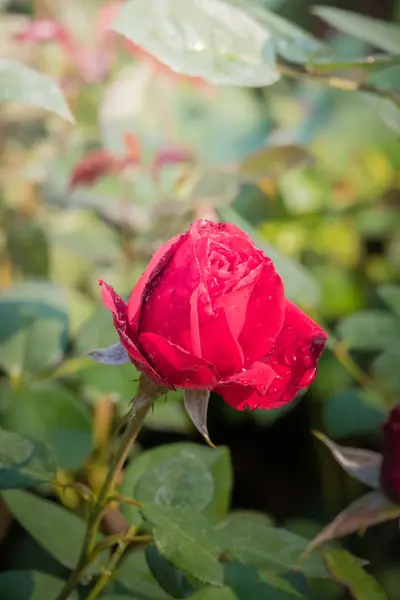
[
  {"x1": 100, "y1": 220, "x2": 327, "y2": 410},
  {"x1": 381, "y1": 403, "x2": 400, "y2": 504}
]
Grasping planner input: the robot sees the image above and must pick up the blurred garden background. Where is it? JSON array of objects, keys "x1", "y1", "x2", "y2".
[{"x1": 0, "y1": 0, "x2": 399, "y2": 598}]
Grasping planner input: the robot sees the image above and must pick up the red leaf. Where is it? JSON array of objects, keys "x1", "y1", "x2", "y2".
[
  {"x1": 306, "y1": 490, "x2": 400, "y2": 552},
  {"x1": 15, "y1": 19, "x2": 73, "y2": 49},
  {"x1": 69, "y1": 149, "x2": 133, "y2": 190}
]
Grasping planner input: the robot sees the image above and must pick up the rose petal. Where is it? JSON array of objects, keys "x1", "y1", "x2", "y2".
[
  {"x1": 238, "y1": 259, "x2": 285, "y2": 366},
  {"x1": 259, "y1": 300, "x2": 327, "y2": 405},
  {"x1": 127, "y1": 233, "x2": 187, "y2": 332},
  {"x1": 284, "y1": 299, "x2": 327, "y2": 339},
  {"x1": 139, "y1": 332, "x2": 217, "y2": 389},
  {"x1": 99, "y1": 280, "x2": 159, "y2": 377},
  {"x1": 138, "y1": 234, "x2": 201, "y2": 352},
  {"x1": 191, "y1": 284, "x2": 244, "y2": 377},
  {"x1": 99, "y1": 279, "x2": 128, "y2": 328},
  {"x1": 215, "y1": 361, "x2": 277, "y2": 410}
]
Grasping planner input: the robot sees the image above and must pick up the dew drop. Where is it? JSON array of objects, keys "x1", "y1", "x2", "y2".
[
  {"x1": 302, "y1": 352, "x2": 313, "y2": 368},
  {"x1": 299, "y1": 368, "x2": 317, "y2": 387},
  {"x1": 268, "y1": 376, "x2": 285, "y2": 395},
  {"x1": 284, "y1": 347, "x2": 298, "y2": 366}
]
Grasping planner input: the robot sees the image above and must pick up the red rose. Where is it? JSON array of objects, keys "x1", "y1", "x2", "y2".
[
  {"x1": 100, "y1": 220, "x2": 327, "y2": 410},
  {"x1": 381, "y1": 403, "x2": 400, "y2": 504}
]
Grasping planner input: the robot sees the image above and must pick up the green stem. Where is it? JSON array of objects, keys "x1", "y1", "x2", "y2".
[
  {"x1": 54, "y1": 376, "x2": 163, "y2": 600},
  {"x1": 84, "y1": 526, "x2": 138, "y2": 600}
]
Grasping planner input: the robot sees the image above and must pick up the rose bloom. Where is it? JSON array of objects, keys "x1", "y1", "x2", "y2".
[
  {"x1": 381, "y1": 403, "x2": 400, "y2": 504},
  {"x1": 100, "y1": 220, "x2": 327, "y2": 410}
]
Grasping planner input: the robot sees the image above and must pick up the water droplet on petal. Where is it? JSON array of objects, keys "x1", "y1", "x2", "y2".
[
  {"x1": 302, "y1": 352, "x2": 313, "y2": 368},
  {"x1": 284, "y1": 347, "x2": 298, "y2": 366},
  {"x1": 268, "y1": 376, "x2": 285, "y2": 395},
  {"x1": 299, "y1": 368, "x2": 317, "y2": 387}
]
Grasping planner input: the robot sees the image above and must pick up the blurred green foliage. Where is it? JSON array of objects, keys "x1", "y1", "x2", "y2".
[{"x1": 0, "y1": 0, "x2": 400, "y2": 599}]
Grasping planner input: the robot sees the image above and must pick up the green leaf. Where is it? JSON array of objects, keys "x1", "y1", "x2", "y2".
[
  {"x1": 224, "y1": 562, "x2": 305, "y2": 599},
  {"x1": 323, "y1": 389, "x2": 385, "y2": 439},
  {"x1": 312, "y1": 7, "x2": 400, "y2": 55},
  {"x1": 61, "y1": 359, "x2": 139, "y2": 405},
  {"x1": 0, "y1": 59, "x2": 74, "y2": 122},
  {"x1": 378, "y1": 285, "x2": 400, "y2": 317},
  {"x1": 136, "y1": 454, "x2": 214, "y2": 510},
  {"x1": 0, "y1": 570, "x2": 78, "y2": 600},
  {"x1": 314, "y1": 432, "x2": 382, "y2": 489},
  {"x1": 238, "y1": 145, "x2": 313, "y2": 182},
  {"x1": 323, "y1": 548, "x2": 389, "y2": 600},
  {"x1": 75, "y1": 306, "x2": 119, "y2": 355},
  {"x1": 0, "y1": 428, "x2": 56, "y2": 490},
  {"x1": 308, "y1": 491, "x2": 400, "y2": 551},
  {"x1": 361, "y1": 93, "x2": 400, "y2": 135},
  {"x1": 218, "y1": 205, "x2": 320, "y2": 308},
  {"x1": 2, "y1": 490, "x2": 102, "y2": 572},
  {"x1": 111, "y1": 0, "x2": 280, "y2": 87},
  {"x1": 218, "y1": 516, "x2": 328, "y2": 578},
  {"x1": 0, "y1": 282, "x2": 69, "y2": 376},
  {"x1": 121, "y1": 443, "x2": 232, "y2": 526},
  {"x1": 187, "y1": 586, "x2": 236, "y2": 600},
  {"x1": 141, "y1": 505, "x2": 224, "y2": 585},
  {"x1": 117, "y1": 548, "x2": 172, "y2": 600},
  {"x1": 101, "y1": 597, "x2": 142, "y2": 600},
  {"x1": 101, "y1": 597, "x2": 143, "y2": 600},
  {"x1": 372, "y1": 345, "x2": 400, "y2": 393},
  {"x1": 146, "y1": 545, "x2": 195, "y2": 598},
  {"x1": 7, "y1": 218, "x2": 49, "y2": 279},
  {"x1": 2, "y1": 383, "x2": 92, "y2": 470},
  {"x1": 336, "y1": 310, "x2": 400, "y2": 351},
  {"x1": 249, "y1": 4, "x2": 325, "y2": 63}
]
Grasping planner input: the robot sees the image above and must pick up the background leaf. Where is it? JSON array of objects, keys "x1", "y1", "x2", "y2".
[
  {"x1": 218, "y1": 515, "x2": 328, "y2": 578},
  {"x1": 0, "y1": 282, "x2": 69, "y2": 376},
  {"x1": 224, "y1": 562, "x2": 306, "y2": 599},
  {"x1": 336, "y1": 311, "x2": 400, "y2": 351},
  {"x1": 2, "y1": 383, "x2": 92, "y2": 469},
  {"x1": 308, "y1": 491, "x2": 400, "y2": 551},
  {"x1": 111, "y1": 0, "x2": 280, "y2": 86},
  {"x1": 0, "y1": 59, "x2": 74, "y2": 122},
  {"x1": 116, "y1": 548, "x2": 173, "y2": 599},
  {"x1": 2, "y1": 490, "x2": 102, "y2": 572},
  {"x1": 0, "y1": 428, "x2": 56, "y2": 490},
  {"x1": 136, "y1": 454, "x2": 214, "y2": 510},
  {"x1": 0, "y1": 570, "x2": 78, "y2": 600},
  {"x1": 315, "y1": 432, "x2": 382, "y2": 489},
  {"x1": 312, "y1": 7, "x2": 400, "y2": 54},
  {"x1": 121, "y1": 442, "x2": 232, "y2": 526},
  {"x1": 238, "y1": 145, "x2": 313, "y2": 182},
  {"x1": 322, "y1": 389, "x2": 385, "y2": 439},
  {"x1": 377, "y1": 285, "x2": 400, "y2": 317},
  {"x1": 141, "y1": 504, "x2": 224, "y2": 585},
  {"x1": 323, "y1": 548, "x2": 389, "y2": 600},
  {"x1": 145, "y1": 545, "x2": 195, "y2": 598},
  {"x1": 187, "y1": 586, "x2": 237, "y2": 599}
]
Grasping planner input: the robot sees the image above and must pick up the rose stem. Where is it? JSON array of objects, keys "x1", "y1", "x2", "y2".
[{"x1": 54, "y1": 376, "x2": 164, "y2": 600}]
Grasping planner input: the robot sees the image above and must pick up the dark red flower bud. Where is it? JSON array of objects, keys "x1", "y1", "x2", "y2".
[{"x1": 381, "y1": 403, "x2": 400, "y2": 504}]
